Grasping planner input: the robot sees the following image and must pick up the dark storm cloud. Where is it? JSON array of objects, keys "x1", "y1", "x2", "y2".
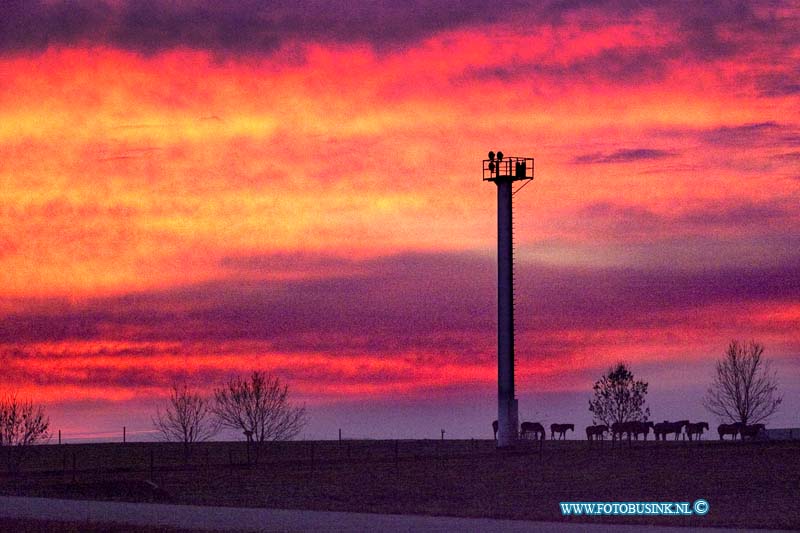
[
  {"x1": 572, "y1": 149, "x2": 676, "y2": 164},
  {"x1": 2, "y1": 251, "x2": 799, "y2": 355}
]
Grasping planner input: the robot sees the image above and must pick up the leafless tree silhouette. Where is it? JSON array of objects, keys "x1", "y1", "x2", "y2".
[
  {"x1": 704, "y1": 340, "x2": 782, "y2": 425},
  {"x1": 212, "y1": 372, "x2": 307, "y2": 463},
  {"x1": 153, "y1": 382, "x2": 218, "y2": 460},
  {"x1": 0, "y1": 394, "x2": 51, "y2": 472}
]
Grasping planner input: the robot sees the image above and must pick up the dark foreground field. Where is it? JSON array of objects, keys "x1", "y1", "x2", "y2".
[{"x1": 1, "y1": 438, "x2": 798, "y2": 530}]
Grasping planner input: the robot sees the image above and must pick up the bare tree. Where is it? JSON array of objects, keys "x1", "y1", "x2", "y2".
[
  {"x1": 213, "y1": 372, "x2": 307, "y2": 462},
  {"x1": 0, "y1": 394, "x2": 51, "y2": 472},
  {"x1": 704, "y1": 340, "x2": 782, "y2": 425},
  {"x1": 153, "y1": 382, "x2": 218, "y2": 460},
  {"x1": 588, "y1": 362, "x2": 650, "y2": 427}
]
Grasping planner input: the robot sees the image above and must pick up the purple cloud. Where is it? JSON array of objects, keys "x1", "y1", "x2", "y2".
[
  {"x1": 2, "y1": 251, "x2": 799, "y2": 355},
  {"x1": 572, "y1": 149, "x2": 676, "y2": 164},
  {"x1": 461, "y1": 46, "x2": 676, "y2": 85},
  {"x1": 702, "y1": 122, "x2": 783, "y2": 146},
  {"x1": 0, "y1": 0, "x2": 522, "y2": 55},
  {"x1": 757, "y1": 70, "x2": 800, "y2": 97},
  {"x1": 653, "y1": 122, "x2": 800, "y2": 150},
  {"x1": 1, "y1": 0, "x2": 796, "y2": 60},
  {"x1": 578, "y1": 198, "x2": 796, "y2": 236}
]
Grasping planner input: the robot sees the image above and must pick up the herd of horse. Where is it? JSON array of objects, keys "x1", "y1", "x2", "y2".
[
  {"x1": 491, "y1": 420, "x2": 574, "y2": 441},
  {"x1": 492, "y1": 419, "x2": 767, "y2": 442}
]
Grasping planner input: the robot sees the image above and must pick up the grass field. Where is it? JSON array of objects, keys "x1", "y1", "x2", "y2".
[{"x1": 1, "y1": 438, "x2": 798, "y2": 530}]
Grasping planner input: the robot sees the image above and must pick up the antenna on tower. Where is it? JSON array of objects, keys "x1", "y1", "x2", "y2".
[{"x1": 483, "y1": 151, "x2": 534, "y2": 448}]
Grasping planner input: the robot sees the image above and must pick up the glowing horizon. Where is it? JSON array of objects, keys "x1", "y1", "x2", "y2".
[{"x1": 1, "y1": 1, "x2": 798, "y2": 438}]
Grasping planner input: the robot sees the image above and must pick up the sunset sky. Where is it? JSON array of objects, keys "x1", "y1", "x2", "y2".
[{"x1": 1, "y1": 0, "x2": 798, "y2": 440}]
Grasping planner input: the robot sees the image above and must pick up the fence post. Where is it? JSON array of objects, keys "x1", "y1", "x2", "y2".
[
  {"x1": 149, "y1": 449, "x2": 154, "y2": 480},
  {"x1": 394, "y1": 440, "x2": 399, "y2": 476},
  {"x1": 339, "y1": 428, "x2": 342, "y2": 442},
  {"x1": 71, "y1": 452, "x2": 76, "y2": 483},
  {"x1": 58, "y1": 429, "x2": 61, "y2": 445}
]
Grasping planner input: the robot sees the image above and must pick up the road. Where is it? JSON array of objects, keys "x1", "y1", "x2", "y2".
[{"x1": 0, "y1": 496, "x2": 767, "y2": 532}]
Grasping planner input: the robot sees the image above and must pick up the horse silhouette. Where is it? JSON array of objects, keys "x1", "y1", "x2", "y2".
[
  {"x1": 520, "y1": 421, "x2": 546, "y2": 440},
  {"x1": 653, "y1": 420, "x2": 689, "y2": 441},
  {"x1": 740, "y1": 423, "x2": 766, "y2": 440},
  {"x1": 685, "y1": 422, "x2": 709, "y2": 441},
  {"x1": 610, "y1": 422, "x2": 627, "y2": 443},
  {"x1": 718, "y1": 422, "x2": 743, "y2": 440},
  {"x1": 609, "y1": 421, "x2": 651, "y2": 444},
  {"x1": 550, "y1": 423, "x2": 574, "y2": 440},
  {"x1": 585, "y1": 424, "x2": 608, "y2": 442},
  {"x1": 628, "y1": 421, "x2": 654, "y2": 440}
]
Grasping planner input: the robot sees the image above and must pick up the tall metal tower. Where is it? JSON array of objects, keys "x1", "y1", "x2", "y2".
[{"x1": 483, "y1": 151, "x2": 534, "y2": 448}]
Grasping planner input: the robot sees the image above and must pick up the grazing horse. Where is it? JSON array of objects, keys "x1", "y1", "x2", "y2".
[
  {"x1": 685, "y1": 422, "x2": 709, "y2": 441},
  {"x1": 740, "y1": 423, "x2": 766, "y2": 440},
  {"x1": 610, "y1": 422, "x2": 627, "y2": 443},
  {"x1": 654, "y1": 420, "x2": 689, "y2": 441},
  {"x1": 609, "y1": 421, "x2": 651, "y2": 444},
  {"x1": 520, "y1": 421, "x2": 546, "y2": 440},
  {"x1": 492, "y1": 420, "x2": 498, "y2": 441},
  {"x1": 586, "y1": 425, "x2": 608, "y2": 442},
  {"x1": 718, "y1": 423, "x2": 743, "y2": 440},
  {"x1": 610, "y1": 422, "x2": 637, "y2": 445},
  {"x1": 550, "y1": 423, "x2": 574, "y2": 440},
  {"x1": 676, "y1": 420, "x2": 690, "y2": 440},
  {"x1": 629, "y1": 421, "x2": 655, "y2": 441}
]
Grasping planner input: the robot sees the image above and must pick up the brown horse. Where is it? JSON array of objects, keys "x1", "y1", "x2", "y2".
[
  {"x1": 685, "y1": 422, "x2": 709, "y2": 441},
  {"x1": 654, "y1": 420, "x2": 689, "y2": 441},
  {"x1": 740, "y1": 423, "x2": 766, "y2": 440},
  {"x1": 586, "y1": 424, "x2": 608, "y2": 442},
  {"x1": 550, "y1": 423, "x2": 574, "y2": 440},
  {"x1": 520, "y1": 421, "x2": 546, "y2": 440},
  {"x1": 718, "y1": 422, "x2": 743, "y2": 440}
]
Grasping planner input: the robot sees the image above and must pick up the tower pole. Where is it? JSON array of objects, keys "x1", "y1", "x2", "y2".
[
  {"x1": 496, "y1": 175, "x2": 517, "y2": 447},
  {"x1": 483, "y1": 152, "x2": 531, "y2": 448}
]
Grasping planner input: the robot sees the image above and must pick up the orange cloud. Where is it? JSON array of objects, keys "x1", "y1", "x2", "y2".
[{"x1": 1, "y1": 6, "x2": 799, "y2": 436}]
